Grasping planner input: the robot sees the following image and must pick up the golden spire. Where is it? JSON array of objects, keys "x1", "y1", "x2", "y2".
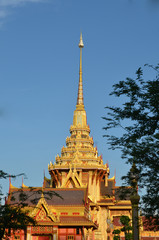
[
  {"x1": 77, "y1": 33, "x2": 84, "y2": 107},
  {"x1": 48, "y1": 34, "x2": 107, "y2": 170},
  {"x1": 72, "y1": 33, "x2": 87, "y2": 127}
]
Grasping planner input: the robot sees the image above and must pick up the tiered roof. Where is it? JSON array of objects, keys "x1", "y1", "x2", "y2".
[{"x1": 48, "y1": 33, "x2": 108, "y2": 174}]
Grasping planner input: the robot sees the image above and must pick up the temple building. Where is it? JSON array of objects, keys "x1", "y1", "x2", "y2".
[{"x1": 7, "y1": 34, "x2": 159, "y2": 240}]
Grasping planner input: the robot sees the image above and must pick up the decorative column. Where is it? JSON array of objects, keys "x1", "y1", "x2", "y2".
[
  {"x1": 130, "y1": 193, "x2": 140, "y2": 240},
  {"x1": 26, "y1": 226, "x2": 31, "y2": 240},
  {"x1": 130, "y1": 163, "x2": 140, "y2": 240}
]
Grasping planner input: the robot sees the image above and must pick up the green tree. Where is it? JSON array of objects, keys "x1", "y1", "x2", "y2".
[
  {"x1": 112, "y1": 229, "x2": 121, "y2": 240},
  {"x1": 120, "y1": 216, "x2": 132, "y2": 240},
  {"x1": 103, "y1": 64, "x2": 159, "y2": 228},
  {"x1": 113, "y1": 216, "x2": 132, "y2": 240},
  {"x1": 0, "y1": 170, "x2": 36, "y2": 240},
  {"x1": 0, "y1": 170, "x2": 61, "y2": 240}
]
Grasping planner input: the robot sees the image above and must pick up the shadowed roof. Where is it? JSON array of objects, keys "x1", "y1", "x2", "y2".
[
  {"x1": 100, "y1": 178, "x2": 132, "y2": 201},
  {"x1": 8, "y1": 188, "x2": 86, "y2": 206},
  {"x1": 100, "y1": 179, "x2": 114, "y2": 197}
]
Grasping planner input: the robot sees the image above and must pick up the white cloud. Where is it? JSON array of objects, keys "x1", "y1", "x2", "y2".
[
  {"x1": 0, "y1": 9, "x2": 7, "y2": 17},
  {"x1": 0, "y1": 0, "x2": 44, "y2": 7},
  {"x1": 0, "y1": 0, "x2": 46, "y2": 26},
  {"x1": 0, "y1": 8, "x2": 8, "y2": 27}
]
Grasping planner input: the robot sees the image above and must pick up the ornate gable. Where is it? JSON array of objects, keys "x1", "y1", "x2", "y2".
[
  {"x1": 29, "y1": 193, "x2": 59, "y2": 223},
  {"x1": 36, "y1": 206, "x2": 53, "y2": 222},
  {"x1": 61, "y1": 168, "x2": 85, "y2": 188}
]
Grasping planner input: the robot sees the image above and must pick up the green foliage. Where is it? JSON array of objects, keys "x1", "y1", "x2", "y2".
[
  {"x1": 103, "y1": 64, "x2": 159, "y2": 226},
  {"x1": 0, "y1": 171, "x2": 36, "y2": 240},
  {"x1": 113, "y1": 236, "x2": 120, "y2": 240},
  {"x1": 120, "y1": 215, "x2": 131, "y2": 226},
  {"x1": 0, "y1": 204, "x2": 35, "y2": 240},
  {"x1": 120, "y1": 215, "x2": 132, "y2": 240},
  {"x1": 113, "y1": 216, "x2": 132, "y2": 240},
  {"x1": 0, "y1": 170, "x2": 62, "y2": 240},
  {"x1": 112, "y1": 229, "x2": 121, "y2": 240}
]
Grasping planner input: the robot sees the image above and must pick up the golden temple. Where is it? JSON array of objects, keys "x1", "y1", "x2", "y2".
[{"x1": 6, "y1": 34, "x2": 158, "y2": 240}]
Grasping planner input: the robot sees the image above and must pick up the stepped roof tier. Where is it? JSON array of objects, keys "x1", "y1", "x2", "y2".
[{"x1": 48, "y1": 34, "x2": 109, "y2": 173}]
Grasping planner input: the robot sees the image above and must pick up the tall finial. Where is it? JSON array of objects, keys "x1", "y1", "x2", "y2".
[
  {"x1": 79, "y1": 32, "x2": 84, "y2": 48},
  {"x1": 77, "y1": 33, "x2": 84, "y2": 106}
]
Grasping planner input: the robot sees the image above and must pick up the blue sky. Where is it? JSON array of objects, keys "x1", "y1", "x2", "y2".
[{"x1": 0, "y1": 0, "x2": 159, "y2": 196}]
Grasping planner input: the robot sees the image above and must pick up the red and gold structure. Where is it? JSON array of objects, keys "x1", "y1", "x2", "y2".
[{"x1": 7, "y1": 34, "x2": 157, "y2": 240}]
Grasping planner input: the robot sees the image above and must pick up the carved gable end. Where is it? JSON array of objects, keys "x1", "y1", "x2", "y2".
[
  {"x1": 29, "y1": 194, "x2": 58, "y2": 223},
  {"x1": 61, "y1": 168, "x2": 85, "y2": 188},
  {"x1": 36, "y1": 206, "x2": 52, "y2": 222}
]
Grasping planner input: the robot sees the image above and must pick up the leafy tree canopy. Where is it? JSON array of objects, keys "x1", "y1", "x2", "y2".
[
  {"x1": 0, "y1": 170, "x2": 60, "y2": 240},
  {"x1": 0, "y1": 171, "x2": 36, "y2": 240},
  {"x1": 103, "y1": 64, "x2": 159, "y2": 227},
  {"x1": 113, "y1": 216, "x2": 132, "y2": 240}
]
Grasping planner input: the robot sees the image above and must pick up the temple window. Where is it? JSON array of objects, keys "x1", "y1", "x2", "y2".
[{"x1": 67, "y1": 236, "x2": 74, "y2": 240}]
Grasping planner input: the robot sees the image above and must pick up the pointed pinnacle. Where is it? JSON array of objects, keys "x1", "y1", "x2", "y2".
[
  {"x1": 79, "y1": 33, "x2": 84, "y2": 48},
  {"x1": 77, "y1": 33, "x2": 84, "y2": 106}
]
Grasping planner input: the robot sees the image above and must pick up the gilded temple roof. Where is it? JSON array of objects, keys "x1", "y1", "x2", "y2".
[{"x1": 48, "y1": 34, "x2": 108, "y2": 172}]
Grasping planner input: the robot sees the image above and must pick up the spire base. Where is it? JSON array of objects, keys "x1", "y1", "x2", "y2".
[{"x1": 76, "y1": 104, "x2": 85, "y2": 111}]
